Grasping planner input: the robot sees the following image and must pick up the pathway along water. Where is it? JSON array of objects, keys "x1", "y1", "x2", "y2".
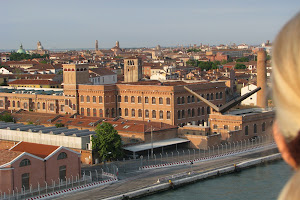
[{"x1": 141, "y1": 160, "x2": 293, "y2": 200}]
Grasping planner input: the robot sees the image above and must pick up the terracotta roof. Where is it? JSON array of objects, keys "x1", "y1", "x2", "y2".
[
  {"x1": 8, "y1": 79, "x2": 59, "y2": 85},
  {"x1": 0, "y1": 150, "x2": 23, "y2": 166},
  {"x1": 89, "y1": 68, "x2": 116, "y2": 76},
  {"x1": 10, "y1": 142, "x2": 59, "y2": 159}
]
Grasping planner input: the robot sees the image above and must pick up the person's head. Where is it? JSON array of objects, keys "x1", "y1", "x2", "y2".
[{"x1": 272, "y1": 12, "x2": 300, "y2": 170}]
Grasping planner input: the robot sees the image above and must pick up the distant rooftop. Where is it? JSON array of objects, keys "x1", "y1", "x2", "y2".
[
  {"x1": 225, "y1": 108, "x2": 274, "y2": 116},
  {"x1": 0, "y1": 86, "x2": 63, "y2": 96}
]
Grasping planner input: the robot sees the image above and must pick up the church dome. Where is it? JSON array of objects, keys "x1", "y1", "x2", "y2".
[{"x1": 17, "y1": 44, "x2": 26, "y2": 54}]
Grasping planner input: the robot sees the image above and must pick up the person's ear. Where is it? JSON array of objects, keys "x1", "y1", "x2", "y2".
[{"x1": 273, "y1": 121, "x2": 299, "y2": 170}]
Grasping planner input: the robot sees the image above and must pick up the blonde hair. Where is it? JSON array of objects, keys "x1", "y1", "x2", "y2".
[{"x1": 272, "y1": 12, "x2": 300, "y2": 142}]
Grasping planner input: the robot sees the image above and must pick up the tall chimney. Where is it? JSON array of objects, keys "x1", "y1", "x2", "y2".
[
  {"x1": 95, "y1": 40, "x2": 98, "y2": 51},
  {"x1": 257, "y1": 49, "x2": 267, "y2": 108}
]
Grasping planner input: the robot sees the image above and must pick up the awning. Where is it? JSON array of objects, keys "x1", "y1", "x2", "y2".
[{"x1": 123, "y1": 138, "x2": 190, "y2": 153}]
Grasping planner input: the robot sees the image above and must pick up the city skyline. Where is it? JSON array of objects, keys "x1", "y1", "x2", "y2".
[{"x1": 1, "y1": 0, "x2": 300, "y2": 50}]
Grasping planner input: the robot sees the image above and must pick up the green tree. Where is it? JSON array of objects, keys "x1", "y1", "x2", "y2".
[
  {"x1": 0, "y1": 113, "x2": 14, "y2": 122},
  {"x1": 55, "y1": 123, "x2": 64, "y2": 128},
  {"x1": 236, "y1": 57, "x2": 249, "y2": 62},
  {"x1": 235, "y1": 63, "x2": 247, "y2": 69},
  {"x1": 91, "y1": 122, "x2": 123, "y2": 161}
]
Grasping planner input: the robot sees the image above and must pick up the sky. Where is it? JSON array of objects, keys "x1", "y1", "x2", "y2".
[{"x1": 1, "y1": 0, "x2": 300, "y2": 50}]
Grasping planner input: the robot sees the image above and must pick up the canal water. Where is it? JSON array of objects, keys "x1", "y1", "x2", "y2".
[{"x1": 142, "y1": 160, "x2": 293, "y2": 200}]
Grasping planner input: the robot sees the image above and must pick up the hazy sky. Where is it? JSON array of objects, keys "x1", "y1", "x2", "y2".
[{"x1": 1, "y1": 0, "x2": 300, "y2": 50}]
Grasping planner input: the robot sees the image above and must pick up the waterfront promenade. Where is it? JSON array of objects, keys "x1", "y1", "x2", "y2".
[{"x1": 54, "y1": 145, "x2": 279, "y2": 200}]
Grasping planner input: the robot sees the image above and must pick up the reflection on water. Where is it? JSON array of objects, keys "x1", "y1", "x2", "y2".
[{"x1": 142, "y1": 160, "x2": 293, "y2": 200}]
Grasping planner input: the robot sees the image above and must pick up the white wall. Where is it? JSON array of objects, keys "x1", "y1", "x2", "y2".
[{"x1": 241, "y1": 84, "x2": 257, "y2": 106}]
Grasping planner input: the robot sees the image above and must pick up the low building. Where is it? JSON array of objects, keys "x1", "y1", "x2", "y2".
[
  {"x1": 0, "y1": 141, "x2": 80, "y2": 195},
  {"x1": 8, "y1": 79, "x2": 61, "y2": 88}
]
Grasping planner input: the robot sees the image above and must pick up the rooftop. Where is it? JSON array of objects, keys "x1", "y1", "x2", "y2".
[{"x1": 0, "y1": 150, "x2": 23, "y2": 166}]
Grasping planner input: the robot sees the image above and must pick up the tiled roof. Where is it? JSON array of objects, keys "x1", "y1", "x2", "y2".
[
  {"x1": 8, "y1": 79, "x2": 59, "y2": 85},
  {"x1": 0, "y1": 150, "x2": 23, "y2": 166},
  {"x1": 89, "y1": 68, "x2": 116, "y2": 76},
  {"x1": 10, "y1": 142, "x2": 59, "y2": 159}
]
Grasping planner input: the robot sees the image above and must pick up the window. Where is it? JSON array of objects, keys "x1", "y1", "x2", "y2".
[
  {"x1": 181, "y1": 97, "x2": 185, "y2": 104},
  {"x1": 202, "y1": 107, "x2": 205, "y2": 115},
  {"x1": 177, "y1": 97, "x2": 180, "y2": 105},
  {"x1": 197, "y1": 108, "x2": 201, "y2": 116},
  {"x1": 87, "y1": 108, "x2": 90, "y2": 116},
  {"x1": 207, "y1": 94, "x2": 209, "y2": 100},
  {"x1": 58, "y1": 152, "x2": 68, "y2": 160},
  {"x1": 192, "y1": 109, "x2": 195, "y2": 117},
  {"x1": 166, "y1": 98, "x2": 170, "y2": 105},
  {"x1": 59, "y1": 165, "x2": 66, "y2": 181},
  {"x1": 235, "y1": 126, "x2": 239, "y2": 130},
  {"x1": 117, "y1": 95, "x2": 121, "y2": 103},
  {"x1": 131, "y1": 109, "x2": 135, "y2": 117},
  {"x1": 43, "y1": 103, "x2": 46, "y2": 110},
  {"x1": 178, "y1": 110, "x2": 181, "y2": 119},
  {"x1": 167, "y1": 111, "x2": 170, "y2": 119},
  {"x1": 86, "y1": 96, "x2": 90, "y2": 102},
  {"x1": 93, "y1": 108, "x2": 97, "y2": 117},
  {"x1": 131, "y1": 96, "x2": 135, "y2": 103},
  {"x1": 20, "y1": 159, "x2": 31, "y2": 167},
  {"x1": 216, "y1": 93, "x2": 219, "y2": 99},
  {"x1": 192, "y1": 96, "x2": 195, "y2": 103},
  {"x1": 105, "y1": 108, "x2": 109, "y2": 117},
  {"x1": 49, "y1": 103, "x2": 54, "y2": 111},
  {"x1": 24, "y1": 102, "x2": 28, "y2": 109},
  {"x1": 207, "y1": 107, "x2": 210, "y2": 114},
  {"x1": 125, "y1": 108, "x2": 128, "y2": 116},
  {"x1": 145, "y1": 97, "x2": 149, "y2": 103},
  {"x1": 182, "y1": 110, "x2": 185, "y2": 118},
  {"x1": 213, "y1": 124, "x2": 218, "y2": 129},
  {"x1": 125, "y1": 96, "x2": 128, "y2": 102},
  {"x1": 22, "y1": 173, "x2": 30, "y2": 190},
  {"x1": 138, "y1": 96, "x2": 142, "y2": 103},
  {"x1": 37, "y1": 102, "x2": 40, "y2": 109},
  {"x1": 210, "y1": 93, "x2": 213, "y2": 100},
  {"x1": 245, "y1": 125, "x2": 249, "y2": 135},
  {"x1": 138, "y1": 109, "x2": 142, "y2": 117},
  {"x1": 93, "y1": 96, "x2": 96, "y2": 103},
  {"x1": 65, "y1": 100, "x2": 68, "y2": 105},
  {"x1": 187, "y1": 96, "x2": 190, "y2": 103},
  {"x1": 99, "y1": 109, "x2": 103, "y2": 117},
  {"x1": 152, "y1": 110, "x2": 156, "y2": 118},
  {"x1": 60, "y1": 105, "x2": 64, "y2": 112},
  {"x1": 152, "y1": 97, "x2": 156, "y2": 104},
  {"x1": 81, "y1": 108, "x2": 84, "y2": 115},
  {"x1": 262, "y1": 122, "x2": 266, "y2": 132},
  {"x1": 118, "y1": 108, "x2": 121, "y2": 116},
  {"x1": 224, "y1": 125, "x2": 228, "y2": 130},
  {"x1": 80, "y1": 95, "x2": 84, "y2": 102},
  {"x1": 111, "y1": 108, "x2": 115, "y2": 117},
  {"x1": 220, "y1": 92, "x2": 223, "y2": 99},
  {"x1": 254, "y1": 124, "x2": 257, "y2": 134},
  {"x1": 159, "y1": 97, "x2": 163, "y2": 104},
  {"x1": 159, "y1": 111, "x2": 163, "y2": 119},
  {"x1": 12, "y1": 101, "x2": 15, "y2": 107},
  {"x1": 145, "y1": 110, "x2": 149, "y2": 118},
  {"x1": 18, "y1": 101, "x2": 21, "y2": 108}
]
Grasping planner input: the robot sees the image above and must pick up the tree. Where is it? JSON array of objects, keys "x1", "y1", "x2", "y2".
[
  {"x1": 235, "y1": 63, "x2": 247, "y2": 69},
  {"x1": 0, "y1": 113, "x2": 14, "y2": 122},
  {"x1": 236, "y1": 57, "x2": 249, "y2": 62},
  {"x1": 55, "y1": 123, "x2": 64, "y2": 128},
  {"x1": 91, "y1": 122, "x2": 123, "y2": 161}
]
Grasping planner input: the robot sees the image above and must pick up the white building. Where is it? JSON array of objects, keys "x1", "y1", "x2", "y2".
[
  {"x1": 241, "y1": 84, "x2": 257, "y2": 106},
  {"x1": 89, "y1": 68, "x2": 117, "y2": 85}
]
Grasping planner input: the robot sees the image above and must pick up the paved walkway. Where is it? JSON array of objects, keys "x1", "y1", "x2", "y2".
[{"x1": 54, "y1": 146, "x2": 279, "y2": 200}]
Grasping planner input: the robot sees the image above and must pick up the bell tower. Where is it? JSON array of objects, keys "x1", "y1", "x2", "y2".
[{"x1": 124, "y1": 57, "x2": 142, "y2": 83}]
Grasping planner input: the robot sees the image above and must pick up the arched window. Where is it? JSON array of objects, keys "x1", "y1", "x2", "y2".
[
  {"x1": 37, "y1": 102, "x2": 40, "y2": 109},
  {"x1": 12, "y1": 101, "x2": 15, "y2": 107},
  {"x1": 216, "y1": 93, "x2": 219, "y2": 99},
  {"x1": 159, "y1": 111, "x2": 163, "y2": 119},
  {"x1": 99, "y1": 96, "x2": 103, "y2": 103},
  {"x1": 159, "y1": 98, "x2": 163, "y2": 104},
  {"x1": 206, "y1": 94, "x2": 209, "y2": 100},
  {"x1": 182, "y1": 110, "x2": 185, "y2": 118},
  {"x1": 224, "y1": 125, "x2": 228, "y2": 130},
  {"x1": 87, "y1": 108, "x2": 90, "y2": 116},
  {"x1": 262, "y1": 122, "x2": 266, "y2": 132},
  {"x1": 124, "y1": 96, "x2": 128, "y2": 102},
  {"x1": 145, "y1": 97, "x2": 149, "y2": 103},
  {"x1": 86, "y1": 96, "x2": 90, "y2": 102},
  {"x1": 220, "y1": 92, "x2": 223, "y2": 99},
  {"x1": 117, "y1": 95, "x2": 121, "y2": 103},
  {"x1": 192, "y1": 108, "x2": 195, "y2": 117},
  {"x1": 177, "y1": 97, "x2": 180, "y2": 105},
  {"x1": 178, "y1": 110, "x2": 181, "y2": 119},
  {"x1": 93, "y1": 108, "x2": 97, "y2": 117},
  {"x1": 111, "y1": 108, "x2": 115, "y2": 118},
  {"x1": 131, "y1": 109, "x2": 135, "y2": 117},
  {"x1": 93, "y1": 96, "x2": 96, "y2": 103},
  {"x1": 191, "y1": 96, "x2": 195, "y2": 103},
  {"x1": 181, "y1": 97, "x2": 185, "y2": 104},
  {"x1": 43, "y1": 103, "x2": 46, "y2": 110},
  {"x1": 202, "y1": 107, "x2": 205, "y2": 115},
  {"x1": 166, "y1": 98, "x2": 170, "y2": 105},
  {"x1": 118, "y1": 108, "x2": 121, "y2": 116},
  {"x1": 145, "y1": 110, "x2": 149, "y2": 118},
  {"x1": 131, "y1": 96, "x2": 135, "y2": 103},
  {"x1": 17, "y1": 101, "x2": 20, "y2": 108},
  {"x1": 187, "y1": 96, "x2": 191, "y2": 103},
  {"x1": 197, "y1": 108, "x2": 201, "y2": 116},
  {"x1": 167, "y1": 111, "x2": 171, "y2": 119},
  {"x1": 254, "y1": 124, "x2": 257, "y2": 134},
  {"x1": 138, "y1": 109, "x2": 142, "y2": 117},
  {"x1": 99, "y1": 109, "x2": 103, "y2": 117},
  {"x1": 207, "y1": 107, "x2": 210, "y2": 114},
  {"x1": 152, "y1": 97, "x2": 156, "y2": 104},
  {"x1": 80, "y1": 95, "x2": 84, "y2": 102},
  {"x1": 213, "y1": 124, "x2": 218, "y2": 129},
  {"x1": 105, "y1": 108, "x2": 109, "y2": 117},
  {"x1": 210, "y1": 93, "x2": 213, "y2": 100},
  {"x1": 138, "y1": 96, "x2": 142, "y2": 103},
  {"x1": 20, "y1": 159, "x2": 31, "y2": 167},
  {"x1": 188, "y1": 109, "x2": 191, "y2": 117},
  {"x1": 152, "y1": 110, "x2": 156, "y2": 118},
  {"x1": 57, "y1": 152, "x2": 67, "y2": 160},
  {"x1": 125, "y1": 108, "x2": 128, "y2": 116}
]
